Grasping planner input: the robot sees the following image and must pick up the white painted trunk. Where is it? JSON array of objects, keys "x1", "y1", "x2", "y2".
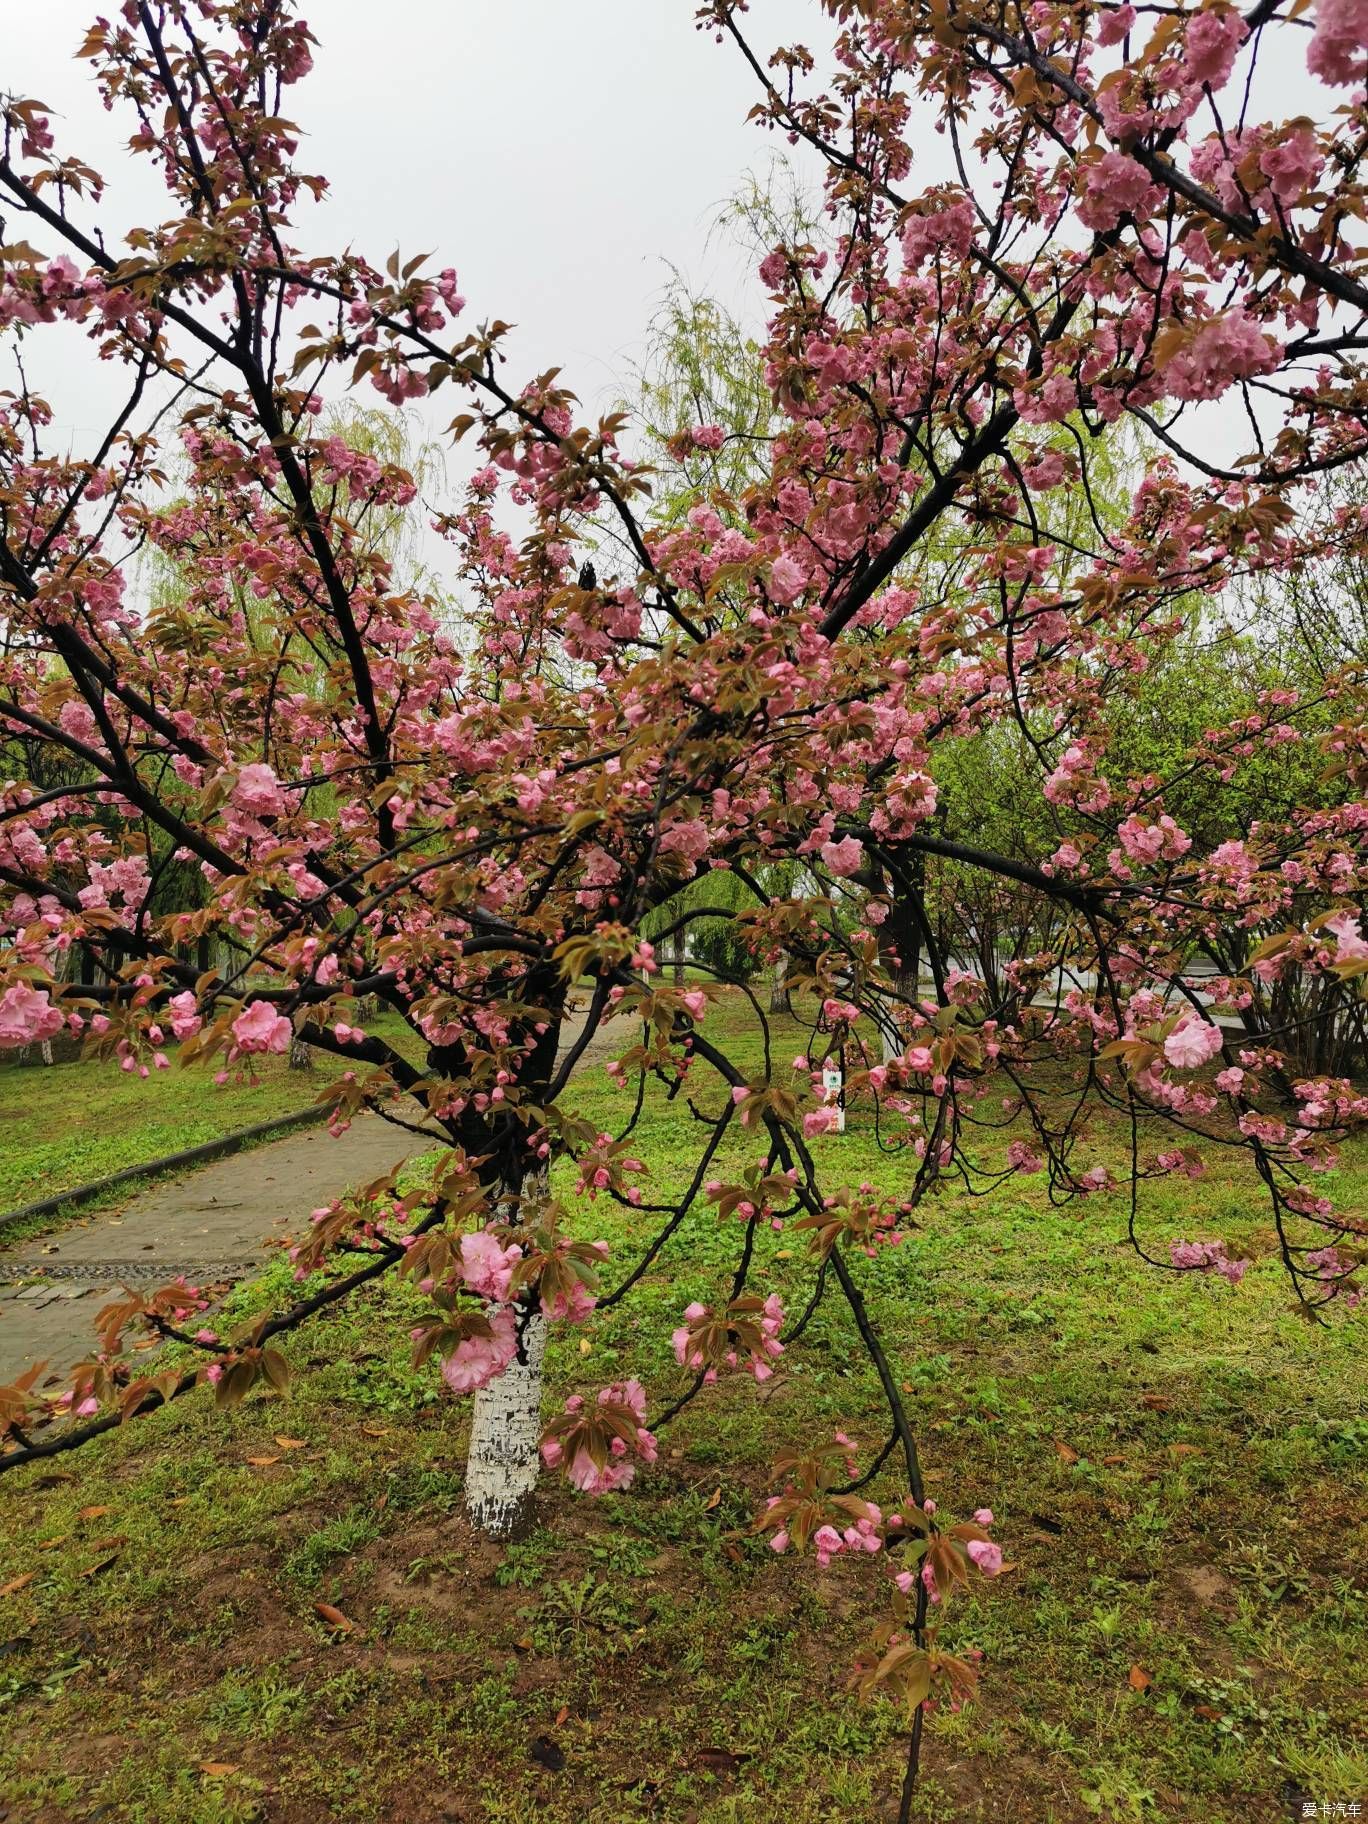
[{"x1": 465, "y1": 1310, "x2": 547, "y2": 1538}]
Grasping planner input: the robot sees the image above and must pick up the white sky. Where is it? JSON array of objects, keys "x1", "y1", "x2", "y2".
[
  {"x1": 0, "y1": 5, "x2": 1335, "y2": 498},
  {"x1": 3, "y1": 1, "x2": 829, "y2": 449}
]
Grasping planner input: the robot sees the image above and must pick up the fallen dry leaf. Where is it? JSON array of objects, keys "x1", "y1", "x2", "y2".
[
  {"x1": 312, "y1": 1602, "x2": 358, "y2": 1634},
  {"x1": 554, "y1": 1704, "x2": 569, "y2": 1727},
  {"x1": 199, "y1": 1762, "x2": 241, "y2": 1778},
  {"x1": 697, "y1": 1747, "x2": 750, "y2": 1774},
  {"x1": 1168, "y1": 1443, "x2": 1203, "y2": 1459},
  {"x1": 577, "y1": 1338, "x2": 591, "y2": 1356},
  {"x1": 77, "y1": 1505, "x2": 112, "y2": 1522},
  {"x1": 1128, "y1": 1664, "x2": 1153, "y2": 1691},
  {"x1": 89, "y1": 1534, "x2": 126, "y2": 1552},
  {"x1": 1054, "y1": 1440, "x2": 1079, "y2": 1465},
  {"x1": 703, "y1": 1487, "x2": 721, "y2": 1512},
  {"x1": 1102, "y1": 1454, "x2": 1126, "y2": 1466},
  {"x1": 1140, "y1": 1393, "x2": 1173, "y2": 1411},
  {"x1": 360, "y1": 1424, "x2": 389, "y2": 1437},
  {"x1": 273, "y1": 1436, "x2": 308, "y2": 1450},
  {"x1": 0, "y1": 1572, "x2": 37, "y2": 1597},
  {"x1": 246, "y1": 1455, "x2": 281, "y2": 1467},
  {"x1": 37, "y1": 1536, "x2": 68, "y2": 1551}
]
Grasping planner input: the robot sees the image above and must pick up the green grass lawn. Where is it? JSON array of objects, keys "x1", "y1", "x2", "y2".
[
  {"x1": 0, "y1": 993, "x2": 1364, "y2": 1823},
  {"x1": 0, "y1": 1014, "x2": 421, "y2": 1219}
]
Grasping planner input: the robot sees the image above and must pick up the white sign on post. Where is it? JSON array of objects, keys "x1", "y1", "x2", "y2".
[{"x1": 821, "y1": 1064, "x2": 846, "y2": 1134}]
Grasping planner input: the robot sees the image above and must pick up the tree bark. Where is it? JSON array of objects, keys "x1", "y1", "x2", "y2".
[
  {"x1": 880, "y1": 867, "x2": 924, "y2": 1065},
  {"x1": 464, "y1": 1310, "x2": 548, "y2": 1538},
  {"x1": 769, "y1": 951, "x2": 792, "y2": 1015},
  {"x1": 462, "y1": 1130, "x2": 555, "y2": 1538}
]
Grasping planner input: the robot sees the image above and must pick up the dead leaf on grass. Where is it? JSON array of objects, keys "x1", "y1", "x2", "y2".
[
  {"x1": 1128, "y1": 1665, "x2": 1153, "y2": 1691},
  {"x1": 697, "y1": 1747, "x2": 750, "y2": 1775},
  {"x1": 0, "y1": 1573, "x2": 36, "y2": 1597},
  {"x1": 313, "y1": 1602, "x2": 359, "y2": 1634},
  {"x1": 273, "y1": 1435, "x2": 308, "y2": 1450},
  {"x1": 1054, "y1": 1441, "x2": 1079, "y2": 1465},
  {"x1": 199, "y1": 1762, "x2": 241, "y2": 1778}
]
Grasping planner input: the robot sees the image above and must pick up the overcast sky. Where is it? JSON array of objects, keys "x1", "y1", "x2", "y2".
[
  {"x1": 3, "y1": 1, "x2": 829, "y2": 446},
  {"x1": 2, "y1": 4, "x2": 1330, "y2": 487}
]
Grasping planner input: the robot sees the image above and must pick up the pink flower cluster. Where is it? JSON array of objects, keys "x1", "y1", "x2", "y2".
[
  {"x1": 1160, "y1": 311, "x2": 1280, "y2": 404},
  {"x1": 1307, "y1": 0, "x2": 1368, "y2": 85},
  {"x1": 1163, "y1": 1017, "x2": 1224, "y2": 1071},
  {"x1": 541, "y1": 1379, "x2": 659, "y2": 1493},
  {"x1": 672, "y1": 1292, "x2": 785, "y2": 1382},
  {"x1": 0, "y1": 982, "x2": 64, "y2": 1049},
  {"x1": 230, "y1": 999, "x2": 293, "y2": 1055},
  {"x1": 1115, "y1": 814, "x2": 1191, "y2": 867},
  {"x1": 1170, "y1": 1239, "x2": 1249, "y2": 1284},
  {"x1": 460, "y1": 1228, "x2": 522, "y2": 1302},
  {"x1": 232, "y1": 762, "x2": 289, "y2": 817},
  {"x1": 439, "y1": 1306, "x2": 518, "y2": 1393}
]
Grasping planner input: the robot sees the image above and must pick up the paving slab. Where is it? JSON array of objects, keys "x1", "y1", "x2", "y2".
[{"x1": 0, "y1": 1007, "x2": 626, "y2": 1389}]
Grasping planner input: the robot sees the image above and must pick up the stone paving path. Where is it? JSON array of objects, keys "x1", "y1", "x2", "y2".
[{"x1": 0, "y1": 1008, "x2": 624, "y2": 1388}]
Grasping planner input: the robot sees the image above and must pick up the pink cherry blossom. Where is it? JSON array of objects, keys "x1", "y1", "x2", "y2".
[
  {"x1": 820, "y1": 835, "x2": 864, "y2": 878},
  {"x1": 166, "y1": 990, "x2": 202, "y2": 1040},
  {"x1": 440, "y1": 1306, "x2": 518, "y2": 1394},
  {"x1": 233, "y1": 762, "x2": 289, "y2": 817},
  {"x1": 1163, "y1": 1018, "x2": 1224, "y2": 1070},
  {"x1": 1307, "y1": 0, "x2": 1368, "y2": 84},
  {"x1": 459, "y1": 1229, "x2": 523, "y2": 1303},
  {"x1": 0, "y1": 983, "x2": 64, "y2": 1048},
  {"x1": 230, "y1": 999, "x2": 293, "y2": 1055}
]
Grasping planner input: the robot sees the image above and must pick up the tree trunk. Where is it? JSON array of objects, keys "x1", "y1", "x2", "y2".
[
  {"x1": 671, "y1": 931, "x2": 686, "y2": 989},
  {"x1": 769, "y1": 951, "x2": 792, "y2": 1015},
  {"x1": 465, "y1": 1162, "x2": 553, "y2": 1539},
  {"x1": 464, "y1": 1310, "x2": 548, "y2": 1538},
  {"x1": 880, "y1": 867, "x2": 924, "y2": 1065},
  {"x1": 288, "y1": 1036, "x2": 314, "y2": 1071}
]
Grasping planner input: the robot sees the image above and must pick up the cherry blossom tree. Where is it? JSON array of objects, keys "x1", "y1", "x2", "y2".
[{"x1": 1, "y1": 2, "x2": 1366, "y2": 1809}]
